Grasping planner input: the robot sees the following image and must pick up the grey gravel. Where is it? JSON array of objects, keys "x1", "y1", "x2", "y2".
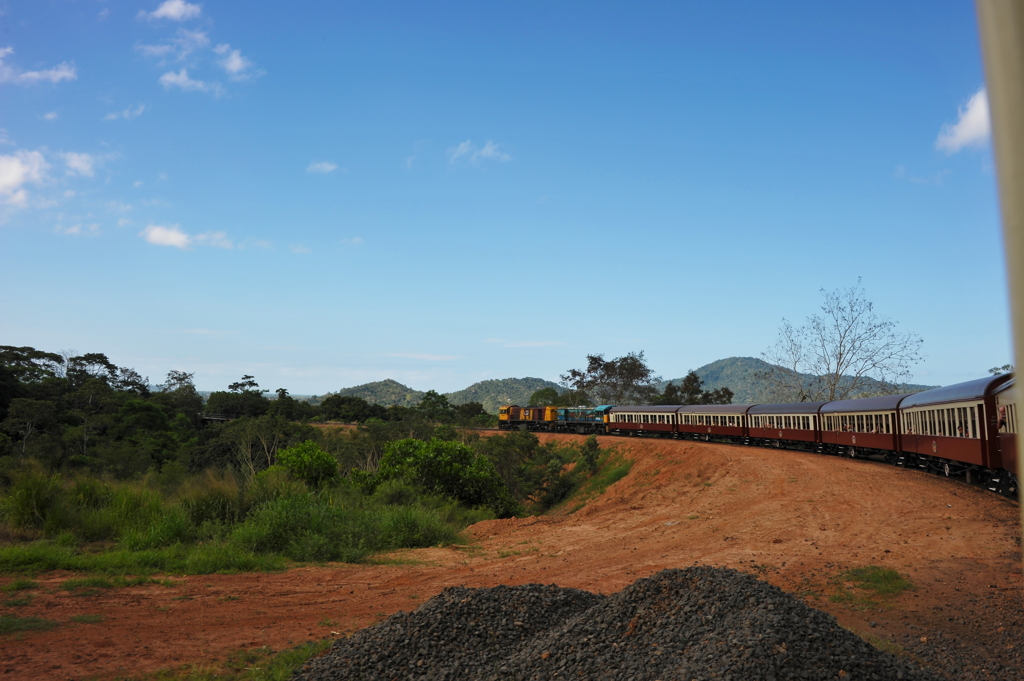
[{"x1": 293, "y1": 567, "x2": 945, "y2": 681}]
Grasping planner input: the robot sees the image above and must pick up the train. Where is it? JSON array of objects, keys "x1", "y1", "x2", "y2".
[{"x1": 498, "y1": 373, "x2": 1020, "y2": 496}]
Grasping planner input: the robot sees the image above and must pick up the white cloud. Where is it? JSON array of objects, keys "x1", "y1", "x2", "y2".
[
  {"x1": 213, "y1": 43, "x2": 259, "y2": 81},
  {"x1": 117, "y1": 218, "x2": 132, "y2": 227},
  {"x1": 0, "y1": 129, "x2": 11, "y2": 145},
  {"x1": 307, "y1": 160, "x2": 338, "y2": 174},
  {"x1": 937, "y1": 87, "x2": 990, "y2": 154},
  {"x1": 159, "y1": 69, "x2": 222, "y2": 95},
  {"x1": 106, "y1": 200, "x2": 132, "y2": 212},
  {"x1": 447, "y1": 139, "x2": 512, "y2": 164},
  {"x1": 0, "y1": 47, "x2": 77, "y2": 85},
  {"x1": 0, "y1": 150, "x2": 48, "y2": 206},
  {"x1": 290, "y1": 244, "x2": 312, "y2": 254},
  {"x1": 139, "y1": 0, "x2": 202, "y2": 21},
  {"x1": 43, "y1": 112, "x2": 58, "y2": 121},
  {"x1": 341, "y1": 237, "x2": 363, "y2": 245},
  {"x1": 63, "y1": 190, "x2": 76, "y2": 198},
  {"x1": 55, "y1": 223, "x2": 100, "y2": 236},
  {"x1": 140, "y1": 224, "x2": 233, "y2": 249},
  {"x1": 140, "y1": 224, "x2": 191, "y2": 248},
  {"x1": 382, "y1": 353, "x2": 461, "y2": 361},
  {"x1": 104, "y1": 103, "x2": 146, "y2": 121},
  {"x1": 61, "y1": 152, "x2": 95, "y2": 177}
]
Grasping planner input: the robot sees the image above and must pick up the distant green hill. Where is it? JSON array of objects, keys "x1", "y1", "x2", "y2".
[
  {"x1": 662, "y1": 357, "x2": 938, "y2": 404},
  {"x1": 334, "y1": 379, "x2": 425, "y2": 407},
  {"x1": 328, "y1": 376, "x2": 563, "y2": 413},
  {"x1": 446, "y1": 377, "x2": 563, "y2": 414}
]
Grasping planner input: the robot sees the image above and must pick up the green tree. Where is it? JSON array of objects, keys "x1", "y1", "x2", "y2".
[
  {"x1": 528, "y1": 387, "x2": 559, "y2": 406},
  {"x1": 560, "y1": 352, "x2": 661, "y2": 405},
  {"x1": 320, "y1": 394, "x2": 386, "y2": 422},
  {"x1": 1, "y1": 398, "x2": 57, "y2": 456},
  {"x1": 656, "y1": 371, "x2": 733, "y2": 405},
  {"x1": 417, "y1": 390, "x2": 453, "y2": 422}
]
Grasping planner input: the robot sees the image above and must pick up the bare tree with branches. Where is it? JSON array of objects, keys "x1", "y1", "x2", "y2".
[{"x1": 758, "y1": 280, "x2": 923, "y2": 402}]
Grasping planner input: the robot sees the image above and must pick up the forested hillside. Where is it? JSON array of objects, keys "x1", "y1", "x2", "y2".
[
  {"x1": 662, "y1": 357, "x2": 938, "y2": 404},
  {"x1": 445, "y1": 378, "x2": 563, "y2": 413},
  {"x1": 329, "y1": 377, "x2": 562, "y2": 413},
  {"x1": 334, "y1": 379, "x2": 425, "y2": 407}
]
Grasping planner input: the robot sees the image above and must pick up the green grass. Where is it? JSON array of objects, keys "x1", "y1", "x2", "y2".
[
  {"x1": 0, "y1": 540, "x2": 287, "y2": 576},
  {"x1": 839, "y1": 566, "x2": 914, "y2": 596},
  {"x1": 557, "y1": 448, "x2": 634, "y2": 513},
  {"x1": 61, "y1": 575, "x2": 174, "y2": 594},
  {"x1": 3, "y1": 596, "x2": 33, "y2": 607},
  {"x1": 830, "y1": 565, "x2": 913, "y2": 608},
  {"x1": 70, "y1": 613, "x2": 104, "y2": 624},
  {"x1": 112, "y1": 640, "x2": 332, "y2": 681},
  {"x1": 0, "y1": 615, "x2": 58, "y2": 635},
  {"x1": 1, "y1": 578, "x2": 38, "y2": 592}
]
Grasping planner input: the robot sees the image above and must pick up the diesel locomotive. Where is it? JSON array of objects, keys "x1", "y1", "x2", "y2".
[{"x1": 499, "y1": 374, "x2": 1019, "y2": 496}]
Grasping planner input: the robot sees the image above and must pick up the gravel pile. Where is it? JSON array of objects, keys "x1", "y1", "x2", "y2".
[{"x1": 294, "y1": 567, "x2": 943, "y2": 681}]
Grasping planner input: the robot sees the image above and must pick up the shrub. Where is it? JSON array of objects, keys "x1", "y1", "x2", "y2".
[
  {"x1": 277, "y1": 440, "x2": 338, "y2": 486},
  {"x1": 377, "y1": 438, "x2": 520, "y2": 517}
]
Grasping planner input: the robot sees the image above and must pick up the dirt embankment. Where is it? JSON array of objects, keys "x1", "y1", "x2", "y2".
[{"x1": 3, "y1": 435, "x2": 1022, "y2": 680}]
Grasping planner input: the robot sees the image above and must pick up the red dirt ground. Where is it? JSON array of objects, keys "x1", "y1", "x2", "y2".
[{"x1": 2, "y1": 434, "x2": 1021, "y2": 680}]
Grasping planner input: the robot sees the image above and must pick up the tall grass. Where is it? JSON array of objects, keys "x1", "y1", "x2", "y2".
[{"x1": 0, "y1": 463, "x2": 486, "y2": 575}]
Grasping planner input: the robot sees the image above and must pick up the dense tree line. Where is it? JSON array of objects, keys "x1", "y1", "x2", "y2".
[{"x1": 0, "y1": 345, "x2": 607, "y2": 530}]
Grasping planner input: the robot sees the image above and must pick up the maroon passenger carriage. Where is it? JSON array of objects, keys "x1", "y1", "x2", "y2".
[
  {"x1": 820, "y1": 394, "x2": 908, "y2": 459},
  {"x1": 897, "y1": 374, "x2": 1017, "y2": 493},
  {"x1": 747, "y1": 402, "x2": 826, "y2": 451},
  {"x1": 675, "y1": 404, "x2": 751, "y2": 441}
]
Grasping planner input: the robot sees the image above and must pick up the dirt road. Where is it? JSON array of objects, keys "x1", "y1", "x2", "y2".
[{"x1": 4, "y1": 435, "x2": 1022, "y2": 679}]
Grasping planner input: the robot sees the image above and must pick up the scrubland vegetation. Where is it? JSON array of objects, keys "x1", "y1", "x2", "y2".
[{"x1": 0, "y1": 345, "x2": 628, "y2": 575}]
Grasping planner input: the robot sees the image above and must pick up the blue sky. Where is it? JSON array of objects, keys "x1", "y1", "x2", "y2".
[{"x1": 0, "y1": 1, "x2": 1010, "y2": 395}]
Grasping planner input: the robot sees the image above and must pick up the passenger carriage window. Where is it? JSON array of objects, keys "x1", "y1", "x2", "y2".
[
  {"x1": 885, "y1": 413, "x2": 891, "y2": 434},
  {"x1": 970, "y1": 407, "x2": 977, "y2": 438}
]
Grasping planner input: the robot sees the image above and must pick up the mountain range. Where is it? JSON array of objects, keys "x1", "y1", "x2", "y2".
[{"x1": 322, "y1": 357, "x2": 940, "y2": 413}]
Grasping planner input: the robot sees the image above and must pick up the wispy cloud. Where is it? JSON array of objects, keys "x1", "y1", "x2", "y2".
[
  {"x1": 43, "y1": 112, "x2": 58, "y2": 121},
  {"x1": 381, "y1": 353, "x2": 461, "y2": 361},
  {"x1": 447, "y1": 139, "x2": 512, "y2": 164},
  {"x1": 138, "y1": 0, "x2": 202, "y2": 22},
  {"x1": 159, "y1": 69, "x2": 223, "y2": 95},
  {"x1": 0, "y1": 47, "x2": 77, "y2": 85},
  {"x1": 104, "y1": 104, "x2": 146, "y2": 121},
  {"x1": 213, "y1": 43, "x2": 261, "y2": 81},
  {"x1": 0, "y1": 150, "x2": 48, "y2": 206},
  {"x1": 140, "y1": 224, "x2": 233, "y2": 249},
  {"x1": 306, "y1": 160, "x2": 338, "y2": 174},
  {"x1": 340, "y1": 237, "x2": 363, "y2": 245},
  {"x1": 936, "y1": 87, "x2": 990, "y2": 154},
  {"x1": 61, "y1": 152, "x2": 95, "y2": 177},
  {"x1": 484, "y1": 338, "x2": 563, "y2": 348},
  {"x1": 137, "y1": 29, "x2": 210, "y2": 64},
  {"x1": 290, "y1": 244, "x2": 312, "y2": 254},
  {"x1": 55, "y1": 223, "x2": 100, "y2": 236},
  {"x1": 894, "y1": 165, "x2": 949, "y2": 185}
]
